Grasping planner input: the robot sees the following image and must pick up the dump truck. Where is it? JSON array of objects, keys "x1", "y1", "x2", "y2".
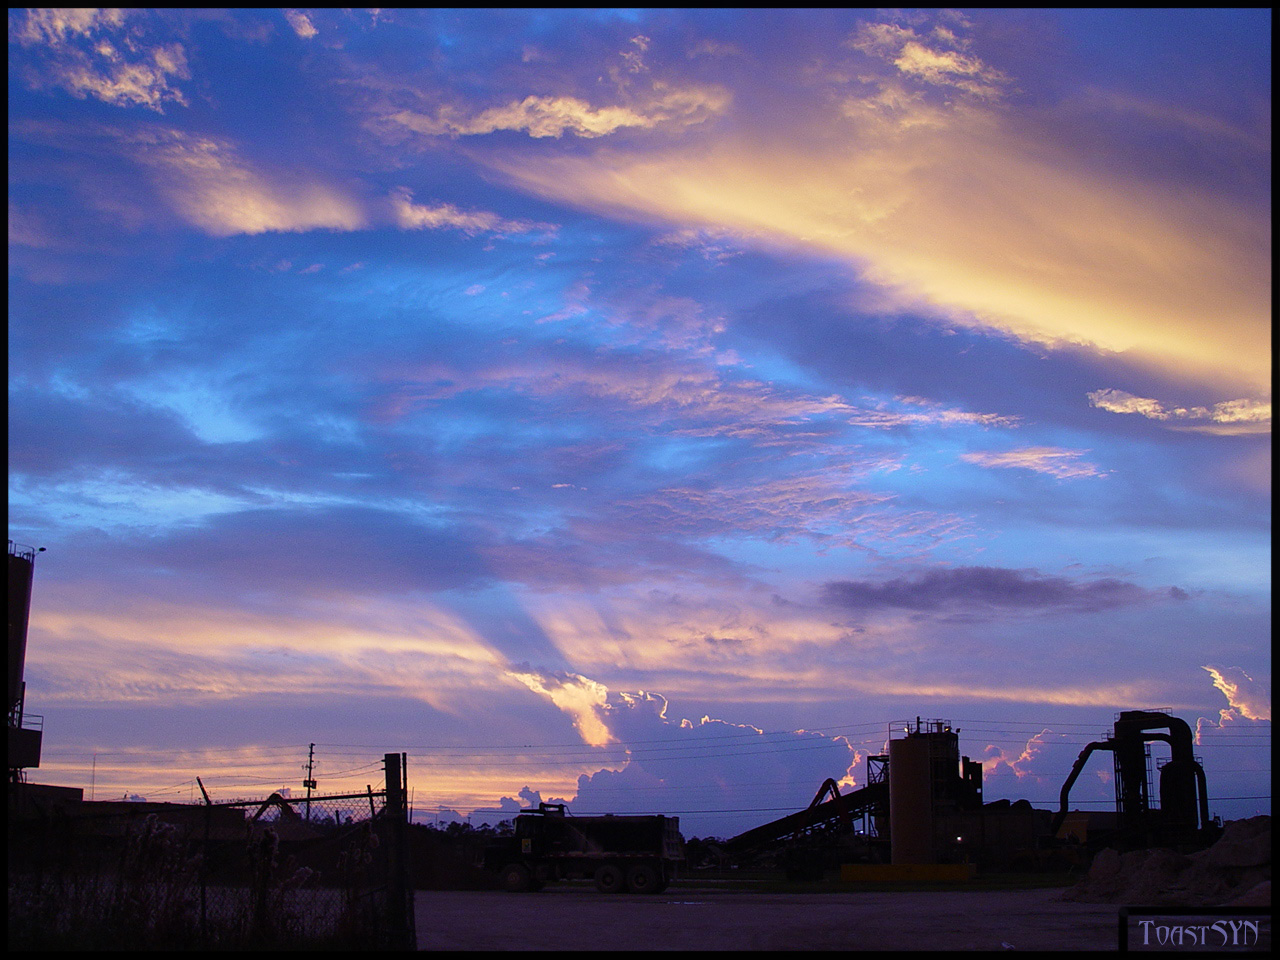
[{"x1": 483, "y1": 802, "x2": 685, "y2": 893}]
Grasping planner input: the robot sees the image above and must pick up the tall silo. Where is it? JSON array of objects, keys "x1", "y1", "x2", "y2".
[
  {"x1": 889, "y1": 731, "x2": 934, "y2": 864},
  {"x1": 889, "y1": 718, "x2": 976, "y2": 865}
]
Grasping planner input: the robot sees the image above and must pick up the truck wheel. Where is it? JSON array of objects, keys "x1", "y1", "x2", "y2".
[
  {"x1": 625, "y1": 862, "x2": 661, "y2": 894},
  {"x1": 594, "y1": 863, "x2": 626, "y2": 894},
  {"x1": 500, "y1": 862, "x2": 533, "y2": 893}
]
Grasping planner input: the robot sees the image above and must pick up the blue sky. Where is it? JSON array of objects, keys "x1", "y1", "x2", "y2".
[{"x1": 8, "y1": 8, "x2": 1269, "y2": 837}]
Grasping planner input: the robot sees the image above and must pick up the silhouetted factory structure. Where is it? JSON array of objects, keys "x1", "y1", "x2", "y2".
[
  {"x1": 722, "y1": 714, "x2": 1218, "y2": 876},
  {"x1": 9, "y1": 537, "x2": 1221, "y2": 878},
  {"x1": 8, "y1": 540, "x2": 44, "y2": 781}
]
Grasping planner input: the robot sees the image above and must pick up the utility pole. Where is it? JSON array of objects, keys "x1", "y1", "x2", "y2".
[{"x1": 303, "y1": 743, "x2": 317, "y2": 821}]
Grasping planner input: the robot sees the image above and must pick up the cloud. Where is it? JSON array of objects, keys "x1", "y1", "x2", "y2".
[
  {"x1": 845, "y1": 396, "x2": 1019, "y2": 430},
  {"x1": 959, "y1": 446, "x2": 1104, "y2": 479},
  {"x1": 1202, "y1": 665, "x2": 1271, "y2": 722},
  {"x1": 502, "y1": 688, "x2": 859, "y2": 837},
  {"x1": 388, "y1": 83, "x2": 729, "y2": 139},
  {"x1": 509, "y1": 668, "x2": 614, "y2": 747},
  {"x1": 481, "y1": 14, "x2": 1269, "y2": 398},
  {"x1": 821, "y1": 565, "x2": 1152, "y2": 615},
  {"x1": 389, "y1": 187, "x2": 554, "y2": 236},
  {"x1": 27, "y1": 597, "x2": 509, "y2": 714},
  {"x1": 125, "y1": 127, "x2": 367, "y2": 235},
  {"x1": 94, "y1": 505, "x2": 498, "y2": 601},
  {"x1": 11, "y1": 8, "x2": 190, "y2": 112},
  {"x1": 848, "y1": 16, "x2": 1008, "y2": 99},
  {"x1": 1088, "y1": 389, "x2": 1270, "y2": 435},
  {"x1": 11, "y1": 8, "x2": 129, "y2": 45},
  {"x1": 981, "y1": 728, "x2": 1053, "y2": 780},
  {"x1": 284, "y1": 10, "x2": 318, "y2": 39},
  {"x1": 610, "y1": 469, "x2": 958, "y2": 553}
]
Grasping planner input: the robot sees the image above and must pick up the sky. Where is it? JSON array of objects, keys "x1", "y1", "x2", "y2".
[{"x1": 8, "y1": 8, "x2": 1270, "y2": 840}]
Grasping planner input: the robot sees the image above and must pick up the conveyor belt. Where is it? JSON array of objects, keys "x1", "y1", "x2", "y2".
[{"x1": 724, "y1": 780, "x2": 888, "y2": 853}]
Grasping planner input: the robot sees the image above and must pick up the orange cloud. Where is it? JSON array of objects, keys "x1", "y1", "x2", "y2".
[
  {"x1": 481, "y1": 45, "x2": 1268, "y2": 399},
  {"x1": 1202, "y1": 665, "x2": 1271, "y2": 721},
  {"x1": 27, "y1": 594, "x2": 509, "y2": 714},
  {"x1": 509, "y1": 669, "x2": 614, "y2": 747}
]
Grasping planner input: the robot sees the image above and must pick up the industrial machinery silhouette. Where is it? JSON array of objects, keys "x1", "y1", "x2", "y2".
[
  {"x1": 1052, "y1": 709, "x2": 1213, "y2": 849},
  {"x1": 723, "y1": 712, "x2": 1216, "y2": 872},
  {"x1": 725, "y1": 718, "x2": 999, "y2": 870}
]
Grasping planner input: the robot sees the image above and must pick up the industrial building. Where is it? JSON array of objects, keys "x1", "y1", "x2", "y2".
[
  {"x1": 722, "y1": 713, "x2": 1220, "y2": 878},
  {"x1": 9, "y1": 537, "x2": 1221, "y2": 882}
]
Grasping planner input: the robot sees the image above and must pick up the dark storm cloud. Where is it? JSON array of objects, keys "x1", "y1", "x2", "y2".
[{"x1": 820, "y1": 565, "x2": 1152, "y2": 615}]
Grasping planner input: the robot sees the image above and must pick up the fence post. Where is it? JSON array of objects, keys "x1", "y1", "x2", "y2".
[{"x1": 383, "y1": 752, "x2": 414, "y2": 950}]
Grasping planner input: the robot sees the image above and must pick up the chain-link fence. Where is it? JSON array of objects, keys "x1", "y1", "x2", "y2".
[{"x1": 8, "y1": 755, "x2": 414, "y2": 951}]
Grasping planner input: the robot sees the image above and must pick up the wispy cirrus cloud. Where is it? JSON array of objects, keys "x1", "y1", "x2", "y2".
[
  {"x1": 1088, "y1": 388, "x2": 1270, "y2": 435},
  {"x1": 12, "y1": 119, "x2": 367, "y2": 237},
  {"x1": 609, "y1": 468, "x2": 958, "y2": 553},
  {"x1": 389, "y1": 187, "x2": 555, "y2": 236},
  {"x1": 847, "y1": 396, "x2": 1019, "y2": 430},
  {"x1": 959, "y1": 446, "x2": 1104, "y2": 479}
]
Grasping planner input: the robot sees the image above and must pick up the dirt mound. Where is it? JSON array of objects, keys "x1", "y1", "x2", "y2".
[{"x1": 1060, "y1": 816, "x2": 1270, "y2": 906}]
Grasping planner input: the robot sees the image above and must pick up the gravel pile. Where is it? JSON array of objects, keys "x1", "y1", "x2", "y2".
[{"x1": 1060, "y1": 816, "x2": 1270, "y2": 906}]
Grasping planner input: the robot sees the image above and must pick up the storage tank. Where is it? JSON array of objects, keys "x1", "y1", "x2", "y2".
[{"x1": 889, "y1": 734, "x2": 934, "y2": 864}]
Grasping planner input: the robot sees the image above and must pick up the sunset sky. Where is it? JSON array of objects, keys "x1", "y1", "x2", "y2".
[{"x1": 8, "y1": 8, "x2": 1269, "y2": 838}]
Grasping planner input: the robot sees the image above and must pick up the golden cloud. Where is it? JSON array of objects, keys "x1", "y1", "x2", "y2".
[
  {"x1": 482, "y1": 87, "x2": 1269, "y2": 398},
  {"x1": 1089, "y1": 389, "x2": 1270, "y2": 435},
  {"x1": 390, "y1": 83, "x2": 729, "y2": 140},
  {"x1": 131, "y1": 130, "x2": 368, "y2": 235}
]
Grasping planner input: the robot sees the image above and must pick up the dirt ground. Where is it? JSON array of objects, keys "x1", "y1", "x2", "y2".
[{"x1": 413, "y1": 884, "x2": 1122, "y2": 951}]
